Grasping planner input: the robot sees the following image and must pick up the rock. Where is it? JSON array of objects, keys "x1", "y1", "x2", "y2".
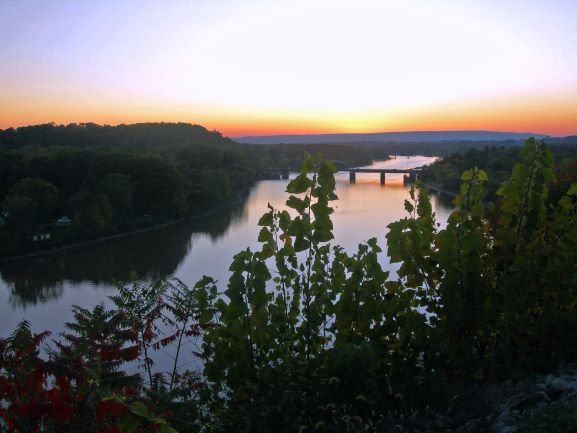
[
  {"x1": 505, "y1": 391, "x2": 549, "y2": 410},
  {"x1": 457, "y1": 417, "x2": 491, "y2": 433},
  {"x1": 455, "y1": 421, "x2": 471, "y2": 433},
  {"x1": 485, "y1": 384, "x2": 501, "y2": 401},
  {"x1": 492, "y1": 411, "x2": 513, "y2": 432},
  {"x1": 567, "y1": 378, "x2": 577, "y2": 390},
  {"x1": 565, "y1": 362, "x2": 577, "y2": 375},
  {"x1": 564, "y1": 389, "x2": 577, "y2": 401},
  {"x1": 505, "y1": 393, "x2": 528, "y2": 410},
  {"x1": 549, "y1": 377, "x2": 570, "y2": 396},
  {"x1": 522, "y1": 391, "x2": 550, "y2": 408},
  {"x1": 544, "y1": 374, "x2": 555, "y2": 387}
]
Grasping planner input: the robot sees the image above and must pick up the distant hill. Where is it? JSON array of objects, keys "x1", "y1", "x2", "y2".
[
  {"x1": 235, "y1": 131, "x2": 549, "y2": 145},
  {"x1": 0, "y1": 122, "x2": 234, "y2": 150}
]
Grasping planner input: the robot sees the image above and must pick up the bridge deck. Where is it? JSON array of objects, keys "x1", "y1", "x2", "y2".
[{"x1": 348, "y1": 168, "x2": 422, "y2": 173}]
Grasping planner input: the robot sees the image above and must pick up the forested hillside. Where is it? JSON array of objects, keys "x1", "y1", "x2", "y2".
[
  {"x1": 420, "y1": 144, "x2": 577, "y2": 198},
  {"x1": 0, "y1": 122, "x2": 234, "y2": 151},
  {"x1": 0, "y1": 123, "x2": 256, "y2": 257}
]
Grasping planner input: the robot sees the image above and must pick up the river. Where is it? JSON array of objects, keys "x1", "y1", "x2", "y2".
[{"x1": 0, "y1": 156, "x2": 452, "y2": 339}]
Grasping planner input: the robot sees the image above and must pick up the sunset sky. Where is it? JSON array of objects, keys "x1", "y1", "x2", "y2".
[{"x1": 1, "y1": 0, "x2": 576, "y2": 137}]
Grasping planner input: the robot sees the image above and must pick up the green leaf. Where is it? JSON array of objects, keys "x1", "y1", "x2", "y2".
[
  {"x1": 119, "y1": 416, "x2": 138, "y2": 433},
  {"x1": 261, "y1": 243, "x2": 275, "y2": 258},
  {"x1": 279, "y1": 210, "x2": 291, "y2": 230},
  {"x1": 286, "y1": 195, "x2": 307, "y2": 213},
  {"x1": 386, "y1": 221, "x2": 404, "y2": 262},
  {"x1": 300, "y1": 152, "x2": 313, "y2": 173},
  {"x1": 194, "y1": 275, "x2": 215, "y2": 289},
  {"x1": 286, "y1": 173, "x2": 312, "y2": 194},
  {"x1": 367, "y1": 237, "x2": 382, "y2": 253},
  {"x1": 404, "y1": 200, "x2": 414, "y2": 213},
  {"x1": 314, "y1": 229, "x2": 334, "y2": 242},
  {"x1": 477, "y1": 169, "x2": 488, "y2": 182},
  {"x1": 258, "y1": 211, "x2": 273, "y2": 226},
  {"x1": 559, "y1": 195, "x2": 574, "y2": 210},
  {"x1": 158, "y1": 425, "x2": 178, "y2": 433},
  {"x1": 288, "y1": 218, "x2": 306, "y2": 236},
  {"x1": 294, "y1": 236, "x2": 310, "y2": 252},
  {"x1": 258, "y1": 227, "x2": 273, "y2": 243},
  {"x1": 322, "y1": 158, "x2": 337, "y2": 173},
  {"x1": 461, "y1": 170, "x2": 473, "y2": 181},
  {"x1": 130, "y1": 401, "x2": 149, "y2": 417}
]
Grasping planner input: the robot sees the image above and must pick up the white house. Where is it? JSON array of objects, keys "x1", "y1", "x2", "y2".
[{"x1": 56, "y1": 216, "x2": 72, "y2": 226}]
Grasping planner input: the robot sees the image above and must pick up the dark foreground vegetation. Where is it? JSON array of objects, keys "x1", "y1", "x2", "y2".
[
  {"x1": 420, "y1": 143, "x2": 577, "y2": 200},
  {"x1": 1, "y1": 138, "x2": 577, "y2": 432},
  {"x1": 0, "y1": 123, "x2": 387, "y2": 258}
]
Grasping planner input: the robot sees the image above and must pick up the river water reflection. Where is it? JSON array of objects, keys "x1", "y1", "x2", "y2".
[{"x1": 0, "y1": 156, "x2": 452, "y2": 336}]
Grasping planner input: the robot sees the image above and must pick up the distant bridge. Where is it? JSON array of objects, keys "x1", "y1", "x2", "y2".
[
  {"x1": 258, "y1": 166, "x2": 423, "y2": 184},
  {"x1": 347, "y1": 167, "x2": 422, "y2": 185}
]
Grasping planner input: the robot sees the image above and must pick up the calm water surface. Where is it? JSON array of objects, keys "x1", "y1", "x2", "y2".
[{"x1": 0, "y1": 156, "x2": 452, "y2": 337}]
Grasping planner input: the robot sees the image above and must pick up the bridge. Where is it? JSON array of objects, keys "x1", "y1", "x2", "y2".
[
  {"x1": 258, "y1": 166, "x2": 423, "y2": 185},
  {"x1": 347, "y1": 167, "x2": 422, "y2": 185}
]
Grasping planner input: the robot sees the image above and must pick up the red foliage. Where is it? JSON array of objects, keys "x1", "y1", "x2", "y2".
[
  {"x1": 124, "y1": 387, "x2": 137, "y2": 397},
  {"x1": 0, "y1": 323, "x2": 144, "y2": 433},
  {"x1": 97, "y1": 400, "x2": 127, "y2": 419},
  {"x1": 0, "y1": 376, "x2": 15, "y2": 394},
  {"x1": 152, "y1": 333, "x2": 179, "y2": 350},
  {"x1": 0, "y1": 285, "x2": 211, "y2": 433},
  {"x1": 100, "y1": 345, "x2": 140, "y2": 362}
]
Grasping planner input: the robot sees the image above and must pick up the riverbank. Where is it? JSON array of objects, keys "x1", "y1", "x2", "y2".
[
  {"x1": 0, "y1": 193, "x2": 250, "y2": 264},
  {"x1": 420, "y1": 180, "x2": 459, "y2": 198}
]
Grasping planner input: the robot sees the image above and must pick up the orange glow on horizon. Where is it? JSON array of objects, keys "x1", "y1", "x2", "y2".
[{"x1": 1, "y1": 89, "x2": 576, "y2": 138}]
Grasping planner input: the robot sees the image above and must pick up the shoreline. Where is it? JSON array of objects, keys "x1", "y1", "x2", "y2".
[
  {"x1": 420, "y1": 181, "x2": 459, "y2": 198},
  {"x1": 0, "y1": 193, "x2": 249, "y2": 264}
]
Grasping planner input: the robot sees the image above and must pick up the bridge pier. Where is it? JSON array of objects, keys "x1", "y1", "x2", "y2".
[
  {"x1": 380, "y1": 172, "x2": 386, "y2": 185},
  {"x1": 404, "y1": 172, "x2": 417, "y2": 185},
  {"x1": 349, "y1": 171, "x2": 356, "y2": 183}
]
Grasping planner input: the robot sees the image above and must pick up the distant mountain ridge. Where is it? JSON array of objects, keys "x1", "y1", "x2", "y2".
[{"x1": 235, "y1": 130, "x2": 549, "y2": 144}]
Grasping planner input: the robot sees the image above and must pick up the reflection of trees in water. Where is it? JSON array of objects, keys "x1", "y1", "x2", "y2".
[
  {"x1": 0, "y1": 199, "x2": 247, "y2": 307},
  {"x1": 429, "y1": 190, "x2": 455, "y2": 209},
  {"x1": 189, "y1": 202, "x2": 248, "y2": 242},
  {"x1": 4, "y1": 277, "x2": 65, "y2": 308}
]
